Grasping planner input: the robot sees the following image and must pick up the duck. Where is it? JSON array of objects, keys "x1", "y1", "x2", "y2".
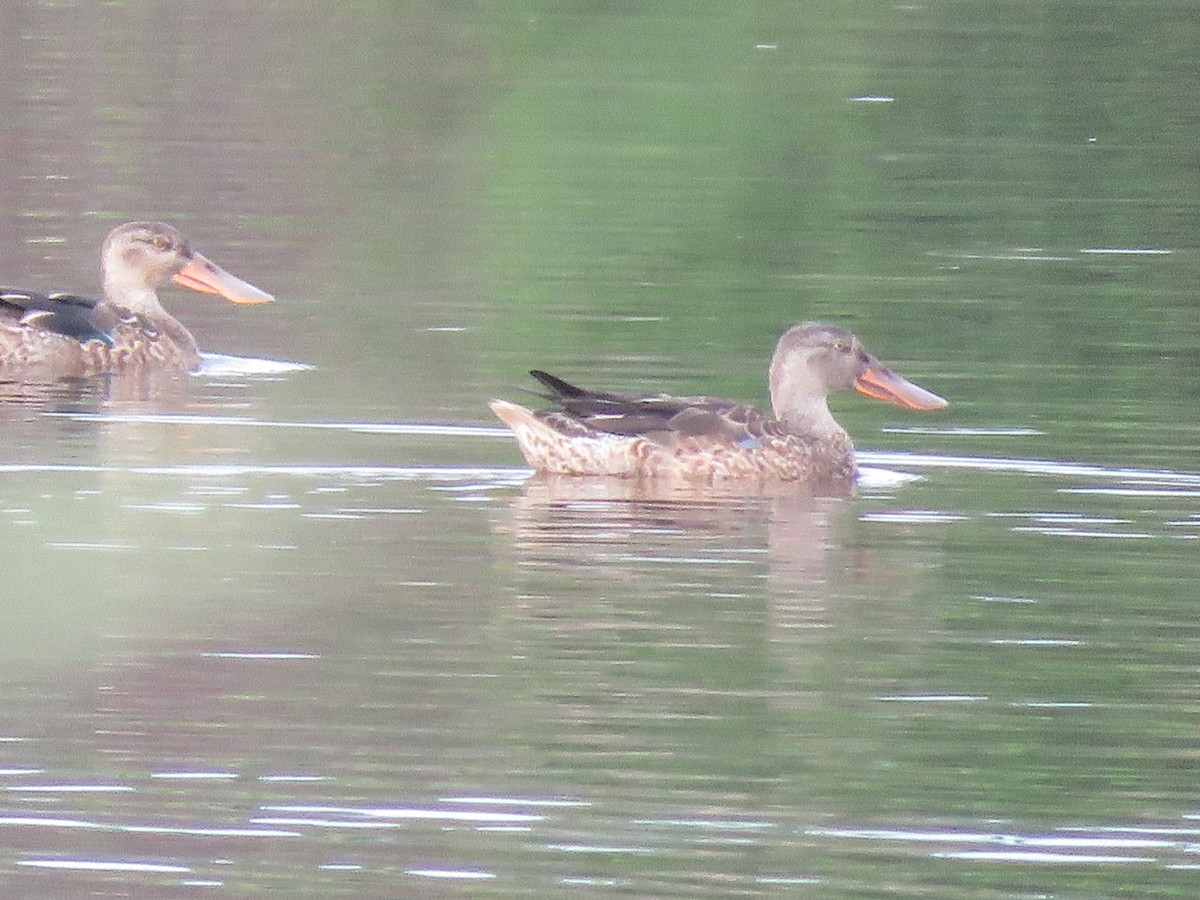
[
  {"x1": 0, "y1": 221, "x2": 273, "y2": 376},
  {"x1": 489, "y1": 322, "x2": 948, "y2": 485}
]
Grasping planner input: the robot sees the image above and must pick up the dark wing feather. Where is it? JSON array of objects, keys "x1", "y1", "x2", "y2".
[
  {"x1": 528, "y1": 369, "x2": 783, "y2": 445},
  {"x1": 0, "y1": 289, "x2": 115, "y2": 346},
  {"x1": 529, "y1": 369, "x2": 698, "y2": 434},
  {"x1": 529, "y1": 369, "x2": 591, "y2": 399}
]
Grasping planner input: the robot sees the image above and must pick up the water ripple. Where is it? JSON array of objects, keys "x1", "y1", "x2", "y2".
[{"x1": 806, "y1": 824, "x2": 1193, "y2": 866}]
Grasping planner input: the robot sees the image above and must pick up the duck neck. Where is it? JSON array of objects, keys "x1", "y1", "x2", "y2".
[
  {"x1": 772, "y1": 393, "x2": 847, "y2": 442},
  {"x1": 103, "y1": 270, "x2": 169, "y2": 318}
]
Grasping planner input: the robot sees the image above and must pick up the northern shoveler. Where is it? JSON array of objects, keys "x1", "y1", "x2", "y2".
[
  {"x1": 0, "y1": 221, "x2": 273, "y2": 376},
  {"x1": 489, "y1": 322, "x2": 948, "y2": 485}
]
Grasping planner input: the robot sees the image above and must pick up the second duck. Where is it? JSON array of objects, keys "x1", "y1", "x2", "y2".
[{"x1": 490, "y1": 322, "x2": 948, "y2": 486}]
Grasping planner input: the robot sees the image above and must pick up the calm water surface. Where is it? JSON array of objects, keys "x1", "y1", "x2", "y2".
[{"x1": 0, "y1": 2, "x2": 1199, "y2": 898}]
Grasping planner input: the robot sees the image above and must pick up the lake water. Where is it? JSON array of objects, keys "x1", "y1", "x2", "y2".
[{"x1": 0, "y1": 2, "x2": 1198, "y2": 897}]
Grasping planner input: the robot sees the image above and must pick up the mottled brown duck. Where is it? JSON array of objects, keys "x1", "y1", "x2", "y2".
[
  {"x1": 0, "y1": 221, "x2": 273, "y2": 376},
  {"x1": 489, "y1": 322, "x2": 948, "y2": 485}
]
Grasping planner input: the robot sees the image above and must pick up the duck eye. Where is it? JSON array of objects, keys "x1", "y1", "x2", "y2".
[
  {"x1": 832, "y1": 341, "x2": 851, "y2": 354},
  {"x1": 149, "y1": 235, "x2": 171, "y2": 252}
]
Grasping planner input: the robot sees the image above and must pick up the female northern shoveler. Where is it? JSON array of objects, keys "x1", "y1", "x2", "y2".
[
  {"x1": 489, "y1": 322, "x2": 948, "y2": 485},
  {"x1": 0, "y1": 221, "x2": 273, "y2": 376}
]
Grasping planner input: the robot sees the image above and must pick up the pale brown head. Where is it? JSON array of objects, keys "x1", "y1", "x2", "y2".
[
  {"x1": 769, "y1": 322, "x2": 947, "y2": 435},
  {"x1": 100, "y1": 221, "x2": 274, "y2": 314}
]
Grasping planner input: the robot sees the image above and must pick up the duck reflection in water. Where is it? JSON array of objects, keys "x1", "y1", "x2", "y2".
[{"x1": 492, "y1": 476, "x2": 941, "y2": 702}]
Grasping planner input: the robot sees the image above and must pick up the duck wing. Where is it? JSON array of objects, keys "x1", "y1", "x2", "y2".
[
  {"x1": 528, "y1": 369, "x2": 781, "y2": 446},
  {"x1": 0, "y1": 289, "x2": 116, "y2": 346}
]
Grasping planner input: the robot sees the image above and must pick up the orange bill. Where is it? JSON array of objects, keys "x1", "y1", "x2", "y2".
[
  {"x1": 172, "y1": 252, "x2": 275, "y2": 304},
  {"x1": 855, "y1": 363, "x2": 948, "y2": 411}
]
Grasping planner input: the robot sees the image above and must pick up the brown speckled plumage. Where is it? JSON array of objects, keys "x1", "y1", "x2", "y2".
[
  {"x1": 0, "y1": 222, "x2": 273, "y2": 376},
  {"x1": 490, "y1": 323, "x2": 948, "y2": 486}
]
